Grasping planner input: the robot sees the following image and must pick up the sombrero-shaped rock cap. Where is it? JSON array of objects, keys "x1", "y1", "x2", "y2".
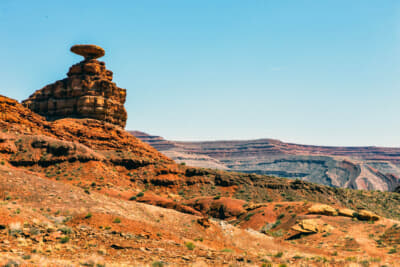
[{"x1": 70, "y1": 44, "x2": 105, "y2": 60}]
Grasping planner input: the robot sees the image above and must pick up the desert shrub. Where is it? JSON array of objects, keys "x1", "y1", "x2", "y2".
[
  {"x1": 22, "y1": 255, "x2": 31, "y2": 260},
  {"x1": 345, "y1": 256, "x2": 357, "y2": 262},
  {"x1": 4, "y1": 260, "x2": 20, "y2": 267},
  {"x1": 60, "y1": 236, "x2": 69, "y2": 243},
  {"x1": 370, "y1": 257, "x2": 381, "y2": 262},
  {"x1": 29, "y1": 227, "x2": 40, "y2": 235},
  {"x1": 8, "y1": 222, "x2": 22, "y2": 236},
  {"x1": 272, "y1": 219, "x2": 281, "y2": 229},
  {"x1": 137, "y1": 192, "x2": 144, "y2": 197},
  {"x1": 152, "y1": 262, "x2": 164, "y2": 267},
  {"x1": 269, "y1": 229, "x2": 284, "y2": 237},
  {"x1": 113, "y1": 218, "x2": 121, "y2": 223},
  {"x1": 85, "y1": 213, "x2": 92, "y2": 219},
  {"x1": 274, "y1": 251, "x2": 283, "y2": 258},
  {"x1": 59, "y1": 227, "x2": 72, "y2": 235},
  {"x1": 185, "y1": 242, "x2": 195, "y2": 250},
  {"x1": 244, "y1": 212, "x2": 255, "y2": 221}
]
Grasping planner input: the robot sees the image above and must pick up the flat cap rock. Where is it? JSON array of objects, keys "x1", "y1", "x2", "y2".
[{"x1": 70, "y1": 44, "x2": 105, "y2": 59}]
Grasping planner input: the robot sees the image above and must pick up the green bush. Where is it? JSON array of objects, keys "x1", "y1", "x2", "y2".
[
  {"x1": 244, "y1": 212, "x2": 255, "y2": 221},
  {"x1": 185, "y1": 242, "x2": 195, "y2": 250},
  {"x1": 59, "y1": 227, "x2": 72, "y2": 235},
  {"x1": 152, "y1": 262, "x2": 164, "y2": 267},
  {"x1": 272, "y1": 219, "x2": 281, "y2": 229},
  {"x1": 60, "y1": 236, "x2": 69, "y2": 243}
]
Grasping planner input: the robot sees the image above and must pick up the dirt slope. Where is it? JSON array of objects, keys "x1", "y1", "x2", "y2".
[{"x1": 0, "y1": 95, "x2": 400, "y2": 266}]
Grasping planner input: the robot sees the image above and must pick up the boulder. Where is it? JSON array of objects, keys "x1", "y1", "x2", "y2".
[
  {"x1": 291, "y1": 219, "x2": 333, "y2": 233},
  {"x1": 338, "y1": 208, "x2": 356, "y2": 218},
  {"x1": 357, "y1": 210, "x2": 379, "y2": 221},
  {"x1": 308, "y1": 204, "x2": 338, "y2": 216}
]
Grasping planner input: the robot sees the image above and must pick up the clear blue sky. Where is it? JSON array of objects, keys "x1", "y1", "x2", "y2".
[{"x1": 1, "y1": 1, "x2": 399, "y2": 146}]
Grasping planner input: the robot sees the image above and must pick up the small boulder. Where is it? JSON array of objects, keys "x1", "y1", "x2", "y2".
[
  {"x1": 197, "y1": 217, "x2": 211, "y2": 228},
  {"x1": 357, "y1": 210, "x2": 379, "y2": 221}
]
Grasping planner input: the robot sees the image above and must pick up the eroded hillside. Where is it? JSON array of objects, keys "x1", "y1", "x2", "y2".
[{"x1": 1, "y1": 95, "x2": 400, "y2": 266}]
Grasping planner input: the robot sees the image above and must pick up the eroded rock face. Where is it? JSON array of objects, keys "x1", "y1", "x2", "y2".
[{"x1": 23, "y1": 45, "x2": 127, "y2": 128}]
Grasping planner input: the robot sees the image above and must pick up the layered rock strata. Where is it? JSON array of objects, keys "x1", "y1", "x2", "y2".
[{"x1": 23, "y1": 45, "x2": 127, "y2": 128}]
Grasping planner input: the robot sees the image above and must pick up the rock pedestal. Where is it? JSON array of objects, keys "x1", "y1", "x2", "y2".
[{"x1": 23, "y1": 45, "x2": 127, "y2": 128}]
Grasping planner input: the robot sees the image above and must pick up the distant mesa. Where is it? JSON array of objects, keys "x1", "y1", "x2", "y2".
[{"x1": 23, "y1": 44, "x2": 127, "y2": 128}]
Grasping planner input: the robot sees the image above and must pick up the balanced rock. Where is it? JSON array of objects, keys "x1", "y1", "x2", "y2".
[
  {"x1": 23, "y1": 45, "x2": 127, "y2": 128},
  {"x1": 71, "y1": 44, "x2": 105, "y2": 60}
]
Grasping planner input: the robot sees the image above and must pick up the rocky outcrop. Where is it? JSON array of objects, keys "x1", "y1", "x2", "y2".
[
  {"x1": 185, "y1": 197, "x2": 247, "y2": 220},
  {"x1": 23, "y1": 45, "x2": 127, "y2": 128}
]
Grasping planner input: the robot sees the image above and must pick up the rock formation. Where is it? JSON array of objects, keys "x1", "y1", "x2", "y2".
[{"x1": 23, "y1": 44, "x2": 127, "y2": 128}]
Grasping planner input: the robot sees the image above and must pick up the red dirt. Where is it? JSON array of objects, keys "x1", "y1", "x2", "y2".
[{"x1": 0, "y1": 94, "x2": 399, "y2": 266}]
